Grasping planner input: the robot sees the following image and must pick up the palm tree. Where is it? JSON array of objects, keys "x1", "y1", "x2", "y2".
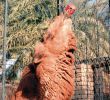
[
  {"x1": 72, "y1": 0, "x2": 109, "y2": 60},
  {"x1": 0, "y1": 0, "x2": 58, "y2": 80},
  {"x1": 0, "y1": 0, "x2": 109, "y2": 80}
]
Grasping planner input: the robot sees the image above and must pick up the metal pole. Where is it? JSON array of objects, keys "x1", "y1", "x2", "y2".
[
  {"x1": 57, "y1": 0, "x2": 60, "y2": 15},
  {"x1": 57, "y1": 0, "x2": 64, "y2": 15},
  {"x1": 95, "y1": 0, "x2": 99, "y2": 57},
  {"x1": 108, "y1": 0, "x2": 110, "y2": 95},
  {"x1": 109, "y1": 0, "x2": 110, "y2": 13},
  {"x1": 2, "y1": 0, "x2": 8, "y2": 100}
]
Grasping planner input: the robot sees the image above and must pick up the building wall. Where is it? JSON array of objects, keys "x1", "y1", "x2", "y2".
[
  {"x1": 73, "y1": 61, "x2": 110, "y2": 100},
  {"x1": 73, "y1": 63, "x2": 94, "y2": 100}
]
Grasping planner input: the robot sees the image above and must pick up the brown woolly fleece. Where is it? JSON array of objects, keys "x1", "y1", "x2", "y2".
[{"x1": 13, "y1": 14, "x2": 77, "y2": 100}]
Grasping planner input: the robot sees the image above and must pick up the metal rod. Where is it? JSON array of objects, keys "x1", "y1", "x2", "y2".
[
  {"x1": 2, "y1": 0, "x2": 8, "y2": 100},
  {"x1": 108, "y1": 1, "x2": 110, "y2": 93},
  {"x1": 109, "y1": 0, "x2": 110, "y2": 13},
  {"x1": 57, "y1": 0, "x2": 64, "y2": 15},
  {"x1": 57, "y1": 0, "x2": 60, "y2": 15}
]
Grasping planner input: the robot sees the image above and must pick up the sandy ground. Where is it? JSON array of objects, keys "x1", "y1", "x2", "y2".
[{"x1": 0, "y1": 82, "x2": 17, "y2": 100}]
